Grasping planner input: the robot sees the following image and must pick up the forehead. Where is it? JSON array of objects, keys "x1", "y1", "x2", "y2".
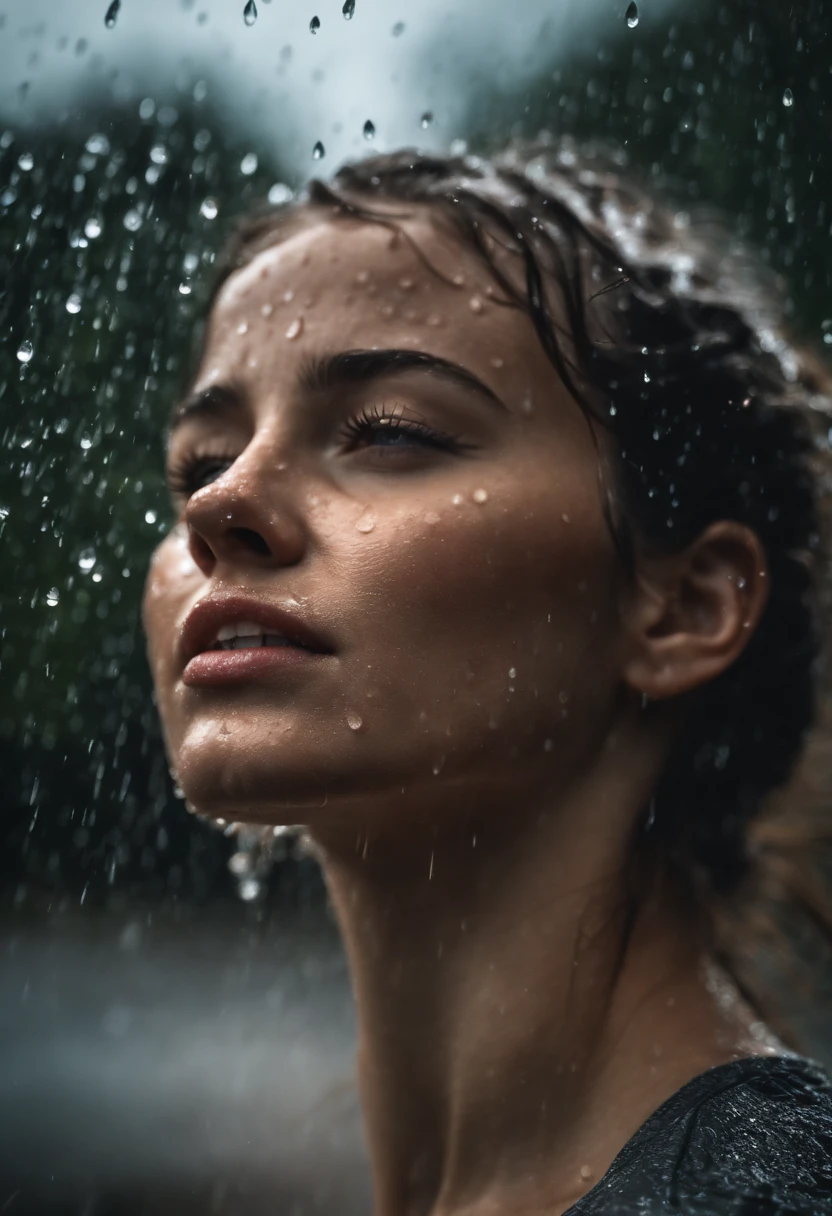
[{"x1": 204, "y1": 210, "x2": 546, "y2": 376}]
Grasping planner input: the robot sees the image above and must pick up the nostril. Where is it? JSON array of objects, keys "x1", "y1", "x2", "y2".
[{"x1": 230, "y1": 526, "x2": 271, "y2": 556}]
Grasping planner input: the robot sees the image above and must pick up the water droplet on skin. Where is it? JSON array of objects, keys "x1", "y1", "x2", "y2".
[
  {"x1": 469, "y1": 295, "x2": 484, "y2": 314},
  {"x1": 508, "y1": 667, "x2": 517, "y2": 679},
  {"x1": 426, "y1": 313, "x2": 442, "y2": 327},
  {"x1": 452, "y1": 274, "x2": 465, "y2": 287},
  {"x1": 783, "y1": 87, "x2": 794, "y2": 107},
  {"x1": 420, "y1": 111, "x2": 433, "y2": 129},
  {"x1": 260, "y1": 303, "x2": 274, "y2": 318},
  {"x1": 561, "y1": 513, "x2": 571, "y2": 523},
  {"x1": 283, "y1": 289, "x2": 295, "y2": 303},
  {"x1": 310, "y1": 15, "x2": 320, "y2": 33},
  {"x1": 424, "y1": 511, "x2": 440, "y2": 525},
  {"x1": 472, "y1": 488, "x2": 488, "y2": 504},
  {"x1": 312, "y1": 140, "x2": 325, "y2": 160},
  {"x1": 342, "y1": 0, "x2": 355, "y2": 17},
  {"x1": 356, "y1": 511, "x2": 376, "y2": 533},
  {"x1": 452, "y1": 494, "x2": 463, "y2": 506},
  {"x1": 363, "y1": 119, "x2": 375, "y2": 139},
  {"x1": 543, "y1": 739, "x2": 554, "y2": 752},
  {"x1": 625, "y1": 1, "x2": 638, "y2": 28},
  {"x1": 490, "y1": 357, "x2": 504, "y2": 369},
  {"x1": 399, "y1": 277, "x2": 414, "y2": 290},
  {"x1": 580, "y1": 1165, "x2": 593, "y2": 1181},
  {"x1": 285, "y1": 317, "x2": 304, "y2": 340},
  {"x1": 16, "y1": 340, "x2": 33, "y2": 364},
  {"x1": 346, "y1": 711, "x2": 363, "y2": 731},
  {"x1": 355, "y1": 271, "x2": 369, "y2": 285},
  {"x1": 237, "y1": 321, "x2": 249, "y2": 336},
  {"x1": 104, "y1": 0, "x2": 120, "y2": 28},
  {"x1": 243, "y1": 0, "x2": 257, "y2": 25}
]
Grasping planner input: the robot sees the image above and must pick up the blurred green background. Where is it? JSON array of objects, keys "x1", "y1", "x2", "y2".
[{"x1": 1, "y1": 0, "x2": 830, "y2": 908}]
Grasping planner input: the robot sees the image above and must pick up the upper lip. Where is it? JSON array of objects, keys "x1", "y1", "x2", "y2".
[{"x1": 181, "y1": 593, "x2": 335, "y2": 661}]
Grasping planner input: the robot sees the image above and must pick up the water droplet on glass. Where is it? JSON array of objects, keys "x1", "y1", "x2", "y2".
[
  {"x1": 104, "y1": 0, "x2": 120, "y2": 28},
  {"x1": 310, "y1": 15, "x2": 320, "y2": 33},
  {"x1": 200, "y1": 196, "x2": 218, "y2": 219},
  {"x1": 356, "y1": 511, "x2": 376, "y2": 533},
  {"x1": 421, "y1": 111, "x2": 433, "y2": 128},
  {"x1": 16, "y1": 340, "x2": 33, "y2": 364},
  {"x1": 243, "y1": 0, "x2": 257, "y2": 25},
  {"x1": 78, "y1": 548, "x2": 96, "y2": 572},
  {"x1": 346, "y1": 711, "x2": 363, "y2": 731},
  {"x1": 45, "y1": 588, "x2": 60, "y2": 607},
  {"x1": 783, "y1": 87, "x2": 794, "y2": 107},
  {"x1": 84, "y1": 216, "x2": 103, "y2": 238},
  {"x1": 342, "y1": 0, "x2": 355, "y2": 17},
  {"x1": 363, "y1": 119, "x2": 376, "y2": 140},
  {"x1": 312, "y1": 141, "x2": 325, "y2": 160},
  {"x1": 472, "y1": 488, "x2": 488, "y2": 504},
  {"x1": 625, "y1": 2, "x2": 639, "y2": 28},
  {"x1": 285, "y1": 317, "x2": 304, "y2": 340}
]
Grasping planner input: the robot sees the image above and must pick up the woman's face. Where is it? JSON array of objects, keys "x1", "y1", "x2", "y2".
[{"x1": 143, "y1": 210, "x2": 628, "y2": 830}]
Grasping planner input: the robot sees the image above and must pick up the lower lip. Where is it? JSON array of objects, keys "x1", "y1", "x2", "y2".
[{"x1": 182, "y1": 645, "x2": 327, "y2": 687}]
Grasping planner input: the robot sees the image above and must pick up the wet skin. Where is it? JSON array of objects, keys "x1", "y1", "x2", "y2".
[{"x1": 143, "y1": 211, "x2": 628, "y2": 832}]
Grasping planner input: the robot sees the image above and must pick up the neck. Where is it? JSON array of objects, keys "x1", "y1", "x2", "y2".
[{"x1": 312, "y1": 732, "x2": 768, "y2": 1216}]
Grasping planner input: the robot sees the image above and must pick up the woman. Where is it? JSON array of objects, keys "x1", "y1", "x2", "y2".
[{"x1": 143, "y1": 142, "x2": 832, "y2": 1214}]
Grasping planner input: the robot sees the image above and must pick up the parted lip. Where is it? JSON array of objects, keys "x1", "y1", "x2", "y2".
[{"x1": 180, "y1": 593, "x2": 335, "y2": 662}]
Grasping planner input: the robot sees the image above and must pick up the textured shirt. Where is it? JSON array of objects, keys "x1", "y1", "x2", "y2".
[{"x1": 566, "y1": 1055, "x2": 832, "y2": 1215}]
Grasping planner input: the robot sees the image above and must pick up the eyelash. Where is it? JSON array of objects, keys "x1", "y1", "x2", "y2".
[{"x1": 166, "y1": 406, "x2": 466, "y2": 498}]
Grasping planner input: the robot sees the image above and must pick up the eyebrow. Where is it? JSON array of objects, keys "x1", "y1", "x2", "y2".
[{"x1": 169, "y1": 348, "x2": 507, "y2": 433}]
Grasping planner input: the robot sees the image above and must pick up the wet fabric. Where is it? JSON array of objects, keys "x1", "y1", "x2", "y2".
[{"x1": 567, "y1": 1055, "x2": 832, "y2": 1215}]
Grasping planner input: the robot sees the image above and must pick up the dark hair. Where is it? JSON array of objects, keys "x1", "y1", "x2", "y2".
[{"x1": 211, "y1": 140, "x2": 832, "y2": 1023}]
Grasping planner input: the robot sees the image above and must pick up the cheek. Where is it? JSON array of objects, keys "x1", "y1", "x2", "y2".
[{"x1": 142, "y1": 530, "x2": 201, "y2": 693}]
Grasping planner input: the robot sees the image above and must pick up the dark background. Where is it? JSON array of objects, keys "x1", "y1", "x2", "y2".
[{"x1": 1, "y1": 0, "x2": 831, "y2": 1211}]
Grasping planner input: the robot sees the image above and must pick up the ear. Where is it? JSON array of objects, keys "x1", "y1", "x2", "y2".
[{"x1": 622, "y1": 521, "x2": 770, "y2": 701}]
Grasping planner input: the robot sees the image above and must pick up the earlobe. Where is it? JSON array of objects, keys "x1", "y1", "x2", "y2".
[{"x1": 623, "y1": 521, "x2": 769, "y2": 702}]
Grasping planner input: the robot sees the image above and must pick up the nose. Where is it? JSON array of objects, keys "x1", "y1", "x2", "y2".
[{"x1": 183, "y1": 445, "x2": 306, "y2": 577}]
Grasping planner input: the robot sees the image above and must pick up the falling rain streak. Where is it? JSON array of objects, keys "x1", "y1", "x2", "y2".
[
  {"x1": 243, "y1": 0, "x2": 257, "y2": 26},
  {"x1": 104, "y1": 0, "x2": 120, "y2": 28}
]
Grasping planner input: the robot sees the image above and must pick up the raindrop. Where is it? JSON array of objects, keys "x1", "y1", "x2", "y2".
[
  {"x1": 346, "y1": 711, "x2": 363, "y2": 731},
  {"x1": 625, "y1": 1, "x2": 638, "y2": 27},
  {"x1": 78, "y1": 548, "x2": 96, "y2": 572},
  {"x1": 342, "y1": 0, "x2": 355, "y2": 17},
  {"x1": 472, "y1": 488, "x2": 488, "y2": 504},
  {"x1": 268, "y1": 182, "x2": 293, "y2": 205},
  {"x1": 822, "y1": 320, "x2": 832, "y2": 346},
  {"x1": 783, "y1": 87, "x2": 794, "y2": 107},
  {"x1": 420, "y1": 111, "x2": 433, "y2": 128},
  {"x1": 16, "y1": 340, "x2": 33, "y2": 364},
  {"x1": 123, "y1": 208, "x2": 143, "y2": 232},
  {"x1": 240, "y1": 152, "x2": 258, "y2": 176},
  {"x1": 356, "y1": 511, "x2": 376, "y2": 533},
  {"x1": 312, "y1": 140, "x2": 325, "y2": 160},
  {"x1": 85, "y1": 133, "x2": 110, "y2": 156},
  {"x1": 65, "y1": 293, "x2": 82, "y2": 315},
  {"x1": 104, "y1": 0, "x2": 120, "y2": 28},
  {"x1": 285, "y1": 317, "x2": 304, "y2": 340},
  {"x1": 178, "y1": 282, "x2": 192, "y2": 296},
  {"x1": 310, "y1": 15, "x2": 320, "y2": 33},
  {"x1": 392, "y1": 21, "x2": 405, "y2": 35},
  {"x1": 363, "y1": 119, "x2": 376, "y2": 140},
  {"x1": 200, "y1": 197, "x2": 218, "y2": 219},
  {"x1": 17, "y1": 152, "x2": 33, "y2": 172},
  {"x1": 45, "y1": 588, "x2": 60, "y2": 607},
  {"x1": 243, "y1": 0, "x2": 257, "y2": 26},
  {"x1": 145, "y1": 510, "x2": 157, "y2": 524},
  {"x1": 238, "y1": 878, "x2": 261, "y2": 901},
  {"x1": 84, "y1": 216, "x2": 103, "y2": 239}
]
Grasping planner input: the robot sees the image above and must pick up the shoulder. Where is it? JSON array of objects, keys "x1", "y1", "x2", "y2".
[{"x1": 571, "y1": 1055, "x2": 832, "y2": 1215}]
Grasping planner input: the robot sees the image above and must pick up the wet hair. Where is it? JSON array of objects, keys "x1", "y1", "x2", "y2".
[{"x1": 209, "y1": 141, "x2": 832, "y2": 1021}]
